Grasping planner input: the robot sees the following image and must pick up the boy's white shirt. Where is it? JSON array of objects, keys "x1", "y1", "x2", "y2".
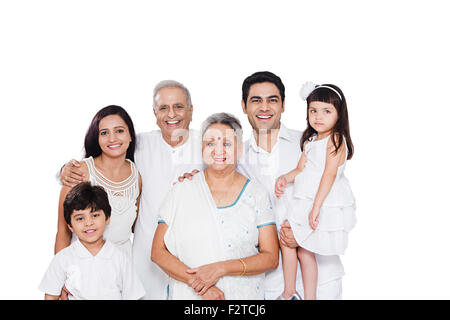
[{"x1": 39, "y1": 239, "x2": 145, "y2": 300}]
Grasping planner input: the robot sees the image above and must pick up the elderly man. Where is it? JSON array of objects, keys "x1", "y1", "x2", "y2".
[
  {"x1": 238, "y1": 71, "x2": 344, "y2": 300},
  {"x1": 59, "y1": 80, "x2": 203, "y2": 299}
]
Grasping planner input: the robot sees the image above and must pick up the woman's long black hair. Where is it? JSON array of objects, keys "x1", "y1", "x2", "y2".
[
  {"x1": 300, "y1": 84, "x2": 354, "y2": 160},
  {"x1": 84, "y1": 105, "x2": 136, "y2": 161}
]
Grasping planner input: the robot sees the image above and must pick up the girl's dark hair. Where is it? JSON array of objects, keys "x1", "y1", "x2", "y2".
[
  {"x1": 300, "y1": 84, "x2": 354, "y2": 160},
  {"x1": 63, "y1": 182, "x2": 111, "y2": 226},
  {"x1": 84, "y1": 105, "x2": 136, "y2": 161}
]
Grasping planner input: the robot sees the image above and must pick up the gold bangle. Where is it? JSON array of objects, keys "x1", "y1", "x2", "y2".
[{"x1": 238, "y1": 258, "x2": 246, "y2": 276}]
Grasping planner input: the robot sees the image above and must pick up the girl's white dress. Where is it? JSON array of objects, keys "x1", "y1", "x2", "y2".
[
  {"x1": 74, "y1": 156, "x2": 140, "y2": 256},
  {"x1": 288, "y1": 135, "x2": 356, "y2": 256}
]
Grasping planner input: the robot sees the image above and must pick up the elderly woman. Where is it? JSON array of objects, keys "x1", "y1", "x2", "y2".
[{"x1": 151, "y1": 113, "x2": 279, "y2": 300}]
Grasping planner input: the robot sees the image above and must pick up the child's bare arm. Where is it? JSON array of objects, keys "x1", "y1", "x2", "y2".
[
  {"x1": 275, "y1": 150, "x2": 306, "y2": 198},
  {"x1": 312, "y1": 137, "x2": 346, "y2": 210},
  {"x1": 55, "y1": 186, "x2": 72, "y2": 254},
  {"x1": 285, "y1": 150, "x2": 307, "y2": 184},
  {"x1": 308, "y1": 138, "x2": 345, "y2": 229}
]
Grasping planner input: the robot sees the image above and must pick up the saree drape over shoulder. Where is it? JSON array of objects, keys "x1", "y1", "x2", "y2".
[{"x1": 158, "y1": 172, "x2": 276, "y2": 300}]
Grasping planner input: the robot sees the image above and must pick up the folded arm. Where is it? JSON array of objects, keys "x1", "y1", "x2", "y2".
[
  {"x1": 186, "y1": 224, "x2": 279, "y2": 295},
  {"x1": 151, "y1": 222, "x2": 225, "y2": 300}
]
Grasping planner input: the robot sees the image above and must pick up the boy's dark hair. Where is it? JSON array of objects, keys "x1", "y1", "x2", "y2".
[
  {"x1": 63, "y1": 182, "x2": 111, "y2": 226},
  {"x1": 242, "y1": 71, "x2": 285, "y2": 106}
]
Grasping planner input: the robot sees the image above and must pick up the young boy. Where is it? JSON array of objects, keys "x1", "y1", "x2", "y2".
[{"x1": 39, "y1": 182, "x2": 145, "y2": 300}]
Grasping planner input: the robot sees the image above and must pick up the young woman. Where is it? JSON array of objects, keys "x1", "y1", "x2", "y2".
[{"x1": 55, "y1": 105, "x2": 142, "y2": 257}]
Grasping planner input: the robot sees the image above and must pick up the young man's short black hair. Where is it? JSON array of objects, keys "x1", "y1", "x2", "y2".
[
  {"x1": 63, "y1": 182, "x2": 111, "y2": 226},
  {"x1": 242, "y1": 71, "x2": 285, "y2": 106}
]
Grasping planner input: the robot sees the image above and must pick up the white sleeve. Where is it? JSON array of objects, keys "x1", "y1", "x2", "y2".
[
  {"x1": 255, "y1": 188, "x2": 276, "y2": 229},
  {"x1": 38, "y1": 254, "x2": 66, "y2": 297},
  {"x1": 120, "y1": 255, "x2": 146, "y2": 300},
  {"x1": 55, "y1": 166, "x2": 63, "y2": 186},
  {"x1": 157, "y1": 186, "x2": 180, "y2": 256},
  {"x1": 157, "y1": 187, "x2": 175, "y2": 225}
]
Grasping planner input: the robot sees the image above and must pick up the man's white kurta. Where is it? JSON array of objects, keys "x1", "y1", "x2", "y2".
[
  {"x1": 237, "y1": 123, "x2": 345, "y2": 300},
  {"x1": 133, "y1": 130, "x2": 203, "y2": 299}
]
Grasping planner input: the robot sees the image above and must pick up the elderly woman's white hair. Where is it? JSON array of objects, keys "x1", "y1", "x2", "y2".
[
  {"x1": 201, "y1": 112, "x2": 243, "y2": 144},
  {"x1": 152, "y1": 80, "x2": 192, "y2": 110}
]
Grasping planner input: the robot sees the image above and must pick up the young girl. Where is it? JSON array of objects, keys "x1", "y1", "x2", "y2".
[
  {"x1": 55, "y1": 105, "x2": 142, "y2": 258},
  {"x1": 275, "y1": 82, "x2": 356, "y2": 300}
]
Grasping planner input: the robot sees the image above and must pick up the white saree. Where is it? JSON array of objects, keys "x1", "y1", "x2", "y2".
[{"x1": 158, "y1": 171, "x2": 275, "y2": 300}]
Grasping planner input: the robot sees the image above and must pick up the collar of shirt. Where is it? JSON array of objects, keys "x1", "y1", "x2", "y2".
[
  {"x1": 72, "y1": 239, "x2": 114, "y2": 260},
  {"x1": 249, "y1": 123, "x2": 297, "y2": 154}
]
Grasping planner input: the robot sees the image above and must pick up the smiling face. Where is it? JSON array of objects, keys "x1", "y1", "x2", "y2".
[
  {"x1": 308, "y1": 101, "x2": 338, "y2": 137},
  {"x1": 202, "y1": 123, "x2": 241, "y2": 172},
  {"x1": 68, "y1": 208, "x2": 110, "y2": 245},
  {"x1": 153, "y1": 86, "x2": 193, "y2": 144},
  {"x1": 98, "y1": 114, "x2": 132, "y2": 159},
  {"x1": 242, "y1": 82, "x2": 284, "y2": 133}
]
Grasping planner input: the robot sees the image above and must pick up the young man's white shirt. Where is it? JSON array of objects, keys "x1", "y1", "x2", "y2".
[
  {"x1": 39, "y1": 240, "x2": 145, "y2": 300},
  {"x1": 237, "y1": 123, "x2": 345, "y2": 300},
  {"x1": 132, "y1": 130, "x2": 204, "y2": 299}
]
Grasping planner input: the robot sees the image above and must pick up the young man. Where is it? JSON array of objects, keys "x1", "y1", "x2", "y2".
[{"x1": 238, "y1": 71, "x2": 344, "y2": 300}]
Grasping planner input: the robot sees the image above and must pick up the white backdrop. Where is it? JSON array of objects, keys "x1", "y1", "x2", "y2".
[{"x1": 1, "y1": 0, "x2": 449, "y2": 299}]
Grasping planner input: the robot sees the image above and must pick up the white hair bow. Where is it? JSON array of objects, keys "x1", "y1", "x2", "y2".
[{"x1": 299, "y1": 81, "x2": 317, "y2": 101}]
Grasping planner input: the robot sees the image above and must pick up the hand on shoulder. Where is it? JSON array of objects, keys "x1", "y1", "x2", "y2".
[
  {"x1": 174, "y1": 169, "x2": 200, "y2": 185},
  {"x1": 61, "y1": 159, "x2": 89, "y2": 188}
]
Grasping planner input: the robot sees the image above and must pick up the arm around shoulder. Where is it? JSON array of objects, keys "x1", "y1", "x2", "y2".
[
  {"x1": 60, "y1": 159, "x2": 88, "y2": 187},
  {"x1": 55, "y1": 185, "x2": 73, "y2": 254}
]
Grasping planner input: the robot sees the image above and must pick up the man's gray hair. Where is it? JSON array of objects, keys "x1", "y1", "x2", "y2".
[
  {"x1": 153, "y1": 80, "x2": 192, "y2": 109},
  {"x1": 201, "y1": 112, "x2": 243, "y2": 143}
]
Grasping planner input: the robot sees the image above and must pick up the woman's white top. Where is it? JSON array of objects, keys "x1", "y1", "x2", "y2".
[
  {"x1": 158, "y1": 172, "x2": 276, "y2": 300},
  {"x1": 39, "y1": 240, "x2": 145, "y2": 300},
  {"x1": 77, "y1": 156, "x2": 140, "y2": 256},
  {"x1": 288, "y1": 135, "x2": 356, "y2": 255}
]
